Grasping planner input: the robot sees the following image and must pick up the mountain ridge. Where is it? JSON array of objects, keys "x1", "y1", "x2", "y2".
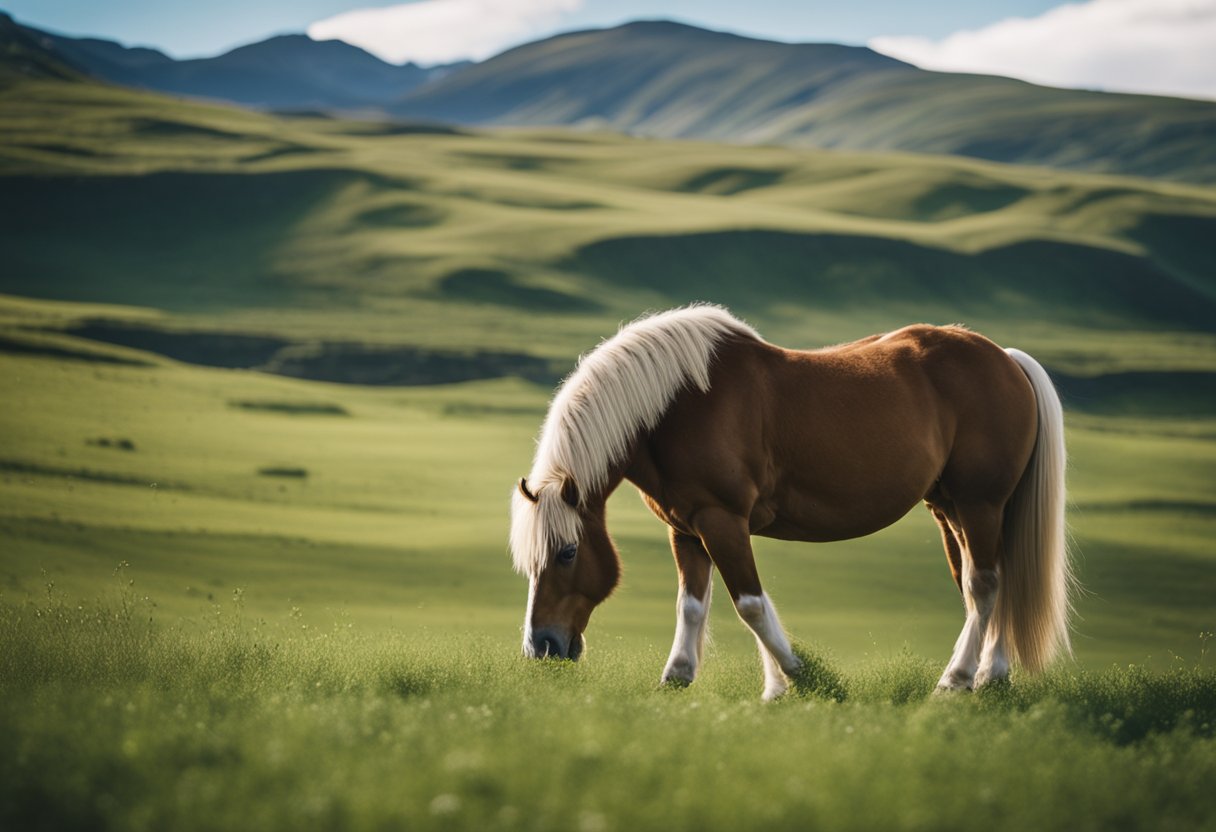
[
  {"x1": 392, "y1": 19, "x2": 1216, "y2": 183},
  {"x1": 3, "y1": 13, "x2": 1215, "y2": 183},
  {"x1": 6, "y1": 13, "x2": 463, "y2": 110}
]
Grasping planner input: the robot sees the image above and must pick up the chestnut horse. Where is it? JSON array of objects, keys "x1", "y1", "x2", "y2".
[{"x1": 510, "y1": 305, "x2": 1071, "y2": 698}]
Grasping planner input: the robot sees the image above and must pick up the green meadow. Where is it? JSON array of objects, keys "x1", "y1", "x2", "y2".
[
  {"x1": 3, "y1": 597, "x2": 1215, "y2": 832},
  {"x1": 2, "y1": 74, "x2": 1215, "y2": 829}
]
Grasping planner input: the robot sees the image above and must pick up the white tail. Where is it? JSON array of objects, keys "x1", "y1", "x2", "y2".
[{"x1": 996, "y1": 348, "x2": 1074, "y2": 672}]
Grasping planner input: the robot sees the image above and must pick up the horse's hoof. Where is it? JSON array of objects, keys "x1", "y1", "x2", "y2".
[
  {"x1": 659, "y1": 675, "x2": 692, "y2": 689},
  {"x1": 761, "y1": 684, "x2": 790, "y2": 702},
  {"x1": 660, "y1": 662, "x2": 695, "y2": 688},
  {"x1": 935, "y1": 667, "x2": 977, "y2": 693},
  {"x1": 974, "y1": 673, "x2": 1010, "y2": 690}
]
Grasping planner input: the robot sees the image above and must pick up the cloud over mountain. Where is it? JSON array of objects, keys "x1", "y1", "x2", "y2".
[
  {"x1": 870, "y1": 0, "x2": 1216, "y2": 101},
  {"x1": 308, "y1": 0, "x2": 583, "y2": 65}
]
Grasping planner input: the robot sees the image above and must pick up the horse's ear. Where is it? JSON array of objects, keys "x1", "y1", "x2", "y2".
[
  {"x1": 518, "y1": 477, "x2": 538, "y2": 503},
  {"x1": 561, "y1": 477, "x2": 580, "y2": 508}
]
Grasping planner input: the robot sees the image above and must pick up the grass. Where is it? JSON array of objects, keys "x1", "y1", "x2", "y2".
[{"x1": 2, "y1": 590, "x2": 1214, "y2": 832}]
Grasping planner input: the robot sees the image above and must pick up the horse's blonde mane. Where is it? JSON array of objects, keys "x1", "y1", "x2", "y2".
[{"x1": 510, "y1": 304, "x2": 761, "y2": 575}]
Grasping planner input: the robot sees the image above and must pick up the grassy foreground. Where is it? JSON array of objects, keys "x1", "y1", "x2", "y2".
[{"x1": 3, "y1": 589, "x2": 1214, "y2": 832}]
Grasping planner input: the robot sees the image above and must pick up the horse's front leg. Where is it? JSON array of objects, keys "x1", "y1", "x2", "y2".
[
  {"x1": 660, "y1": 529, "x2": 714, "y2": 687},
  {"x1": 694, "y1": 508, "x2": 802, "y2": 701}
]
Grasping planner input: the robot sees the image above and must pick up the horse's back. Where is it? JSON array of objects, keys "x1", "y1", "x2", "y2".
[
  {"x1": 789, "y1": 325, "x2": 1038, "y2": 502},
  {"x1": 855, "y1": 325, "x2": 1039, "y2": 504},
  {"x1": 637, "y1": 325, "x2": 1039, "y2": 543}
]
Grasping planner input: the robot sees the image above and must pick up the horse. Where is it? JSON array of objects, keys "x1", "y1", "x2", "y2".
[{"x1": 509, "y1": 305, "x2": 1072, "y2": 699}]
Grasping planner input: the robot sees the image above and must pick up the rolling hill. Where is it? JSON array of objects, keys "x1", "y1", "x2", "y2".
[
  {"x1": 394, "y1": 20, "x2": 1216, "y2": 184},
  {"x1": 2, "y1": 62, "x2": 1216, "y2": 398}
]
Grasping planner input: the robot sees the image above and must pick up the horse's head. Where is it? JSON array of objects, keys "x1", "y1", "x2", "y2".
[{"x1": 511, "y1": 475, "x2": 620, "y2": 660}]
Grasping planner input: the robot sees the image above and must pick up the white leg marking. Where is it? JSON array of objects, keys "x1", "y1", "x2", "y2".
[
  {"x1": 976, "y1": 622, "x2": 1010, "y2": 687},
  {"x1": 937, "y1": 567, "x2": 999, "y2": 691},
  {"x1": 734, "y1": 593, "x2": 801, "y2": 701},
  {"x1": 661, "y1": 582, "x2": 711, "y2": 686}
]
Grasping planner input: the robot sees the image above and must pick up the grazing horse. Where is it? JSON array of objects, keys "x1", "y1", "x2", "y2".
[{"x1": 510, "y1": 305, "x2": 1072, "y2": 698}]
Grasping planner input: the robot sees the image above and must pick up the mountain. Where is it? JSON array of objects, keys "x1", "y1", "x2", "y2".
[
  {"x1": 394, "y1": 20, "x2": 1216, "y2": 183},
  {"x1": 11, "y1": 16, "x2": 462, "y2": 110},
  {"x1": 7, "y1": 13, "x2": 1216, "y2": 181},
  {"x1": 0, "y1": 11, "x2": 83, "y2": 81}
]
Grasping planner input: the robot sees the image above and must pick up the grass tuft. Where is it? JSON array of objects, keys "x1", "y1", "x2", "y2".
[{"x1": 787, "y1": 641, "x2": 849, "y2": 702}]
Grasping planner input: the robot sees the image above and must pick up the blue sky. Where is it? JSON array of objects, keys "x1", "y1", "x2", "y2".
[{"x1": 6, "y1": 0, "x2": 1215, "y2": 100}]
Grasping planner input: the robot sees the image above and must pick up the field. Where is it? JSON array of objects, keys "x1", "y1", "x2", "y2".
[
  {"x1": 3, "y1": 596, "x2": 1215, "y2": 832},
  {"x1": 2, "y1": 72, "x2": 1216, "y2": 829}
]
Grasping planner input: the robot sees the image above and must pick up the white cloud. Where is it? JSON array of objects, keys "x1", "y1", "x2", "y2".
[
  {"x1": 870, "y1": 0, "x2": 1216, "y2": 101},
  {"x1": 308, "y1": 0, "x2": 583, "y2": 65}
]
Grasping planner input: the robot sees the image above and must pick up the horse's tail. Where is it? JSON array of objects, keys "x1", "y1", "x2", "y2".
[{"x1": 996, "y1": 348, "x2": 1074, "y2": 673}]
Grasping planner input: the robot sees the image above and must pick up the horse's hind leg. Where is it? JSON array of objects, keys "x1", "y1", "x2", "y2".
[
  {"x1": 694, "y1": 508, "x2": 801, "y2": 701},
  {"x1": 661, "y1": 529, "x2": 714, "y2": 687},
  {"x1": 936, "y1": 501, "x2": 1005, "y2": 692},
  {"x1": 929, "y1": 505, "x2": 964, "y2": 595},
  {"x1": 976, "y1": 613, "x2": 1010, "y2": 688}
]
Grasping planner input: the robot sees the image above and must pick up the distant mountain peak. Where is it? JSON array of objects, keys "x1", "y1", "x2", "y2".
[
  {"x1": 393, "y1": 17, "x2": 1215, "y2": 183},
  {"x1": 613, "y1": 19, "x2": 739, "y2": 35},
  {"x1": 0, "y1": 11, "x2": 85, "y2": 80},
  {"x1": 4, "y1": 12, "x2": 454, "y2": 110},
  {"x1": 218, "y1": 33, "x2": 376, "y2": 60}
]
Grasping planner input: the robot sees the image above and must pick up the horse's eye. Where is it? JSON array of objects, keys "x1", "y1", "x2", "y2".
[{"x1": 557, "y1": 543, "x2": 577, "y2": 565}]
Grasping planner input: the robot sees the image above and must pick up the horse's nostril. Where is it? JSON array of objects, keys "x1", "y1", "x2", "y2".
[{"x1": 532, "y1": 634, "x2": 564, "y2": 659}]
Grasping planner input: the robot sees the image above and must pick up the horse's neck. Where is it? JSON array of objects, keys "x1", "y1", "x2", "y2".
[
  {"x1": 591, "y1": 461, "x2": 629, "y2": 508},
  {"x1": 620, "y1": 433, "x2": 664, "y2": 504}
]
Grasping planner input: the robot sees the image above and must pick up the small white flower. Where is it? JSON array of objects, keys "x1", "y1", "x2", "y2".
[{"x1": 429, "y1": 794, "x2": 460, "y2": 816}]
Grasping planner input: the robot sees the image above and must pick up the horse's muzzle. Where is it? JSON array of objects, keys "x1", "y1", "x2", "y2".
[{"x1": 528, "y1": 630, "x2": 583, "y2": 661}]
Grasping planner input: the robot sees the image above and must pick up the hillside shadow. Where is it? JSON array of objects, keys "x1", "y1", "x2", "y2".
[
  {"x1": 0, "y1": 169, "x2": 403, "y2": 311},
  {"x1": 355, "y1": 201, "x2": 446, "y2": 229},
  {"x1": 436, "y1": 268, "x2": 601, "y2": 313},
  {"x1": 907, "y1": 181, "x2": 1028, "y2": 220},
  {"x1": 562, "y1": 229, "x2": 1216, "y2": 332},
  {"x1": 1124, "y1": 212, "x2": 1216, "y2": 302},
  {"x1": 57, "y1": 320, "x2": 563, "y2": 386},
  {"x1": 0, "y1": 332, "x2": 152, "y2": 366},
  {"x1": 124, "y1": 117, "x2": 246, "y2": 140},
  {"x1": 1052, "y1": 369, "x2": 1216, "y2": 417},
  {"x1": 675, "y1": 166, "x2": 786, "y2": 195}
]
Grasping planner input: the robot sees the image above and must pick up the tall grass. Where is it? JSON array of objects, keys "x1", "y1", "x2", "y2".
[{"x1": 2, "y1": 587, "x2": 1214, "y2": 832}]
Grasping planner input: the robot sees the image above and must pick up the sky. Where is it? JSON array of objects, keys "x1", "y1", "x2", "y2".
[{"x1": 6, "y1": 0, "x2": 1215, "y2": 100}]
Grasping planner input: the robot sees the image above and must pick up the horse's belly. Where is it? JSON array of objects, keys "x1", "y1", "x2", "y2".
[
  {"x1": 758, "y1": 507, "x2": 913, "y2": 541},
  {"x1": 753, "y1": 470, "x2": 934, "y2": 543}
]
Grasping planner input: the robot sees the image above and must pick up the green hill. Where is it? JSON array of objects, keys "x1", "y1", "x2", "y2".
[
  {"x1": 395, "y1": 20, "x2": 1216, "y2": 184},
  {"x1": 3, "y1": 71, "x2": 1215, "y2": 365}
]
